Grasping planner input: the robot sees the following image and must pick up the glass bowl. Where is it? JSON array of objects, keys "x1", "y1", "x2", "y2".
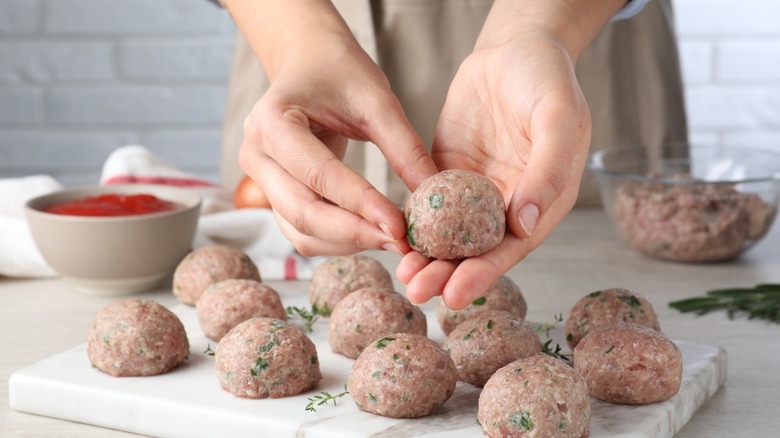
[{"x1": 587, "y1": 144, "x2": 780, "y2": 263}]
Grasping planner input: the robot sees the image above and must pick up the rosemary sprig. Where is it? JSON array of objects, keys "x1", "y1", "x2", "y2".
[
  {"x1": 286, "y1": 303, "x2": 331, "y2": 333},
  {"x1": 534, "y1": 313, "x2": 570, "y2": 361},
  {"x1": 305, "y1": 385, "x2": 349, "y2": 412},
  {"x1": 669, "y1": 283, "x2": 780, "y2": 323}
]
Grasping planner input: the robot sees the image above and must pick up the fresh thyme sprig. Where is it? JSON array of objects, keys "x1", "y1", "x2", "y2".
[
  {"x1": 286, "y1": 303, "x2": 331, "y2": 333},
  {"x1": 669, "y1": 283, "x2": 780, "y2": 323},
  {"x1": 534, "y1": 313, "x2": 570, "y2": 361},
  {"x1": 305, "y1": 385, "x2": 349, "y2": 412}
]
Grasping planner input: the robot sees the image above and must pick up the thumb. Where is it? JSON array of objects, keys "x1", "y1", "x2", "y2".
[{"x1": 507, "y1": 133, "x2": 589, "y2": 241}]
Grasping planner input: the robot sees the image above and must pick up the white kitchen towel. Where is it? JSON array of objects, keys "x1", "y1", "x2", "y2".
[
  {"x1": 0, "y1": 145, "x2": 323, "y2": 280},
  {"x1": 0, "y1": 175, "x2": 62, "y2": 278}
]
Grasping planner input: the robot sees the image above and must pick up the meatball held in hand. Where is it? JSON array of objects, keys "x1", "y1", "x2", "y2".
[{"x1": 405, "y1": 169, "x2": 506, "y2": 260}]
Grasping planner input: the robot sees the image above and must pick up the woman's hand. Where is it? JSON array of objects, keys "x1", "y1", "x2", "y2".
[
  {"x1": 226, "y1": 0, "x2": 437, "y2": 256},
  {"x1": 398, "y1": 34, "x2": 591, "y2": 309}
]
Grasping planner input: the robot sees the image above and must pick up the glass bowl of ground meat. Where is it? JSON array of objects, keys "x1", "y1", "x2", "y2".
[{"x1": 588, "y1": 143, "x2": 780, "y2": 263}]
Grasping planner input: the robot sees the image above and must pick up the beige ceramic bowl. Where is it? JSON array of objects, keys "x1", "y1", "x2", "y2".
[{"x1": 26, "y1": 184, "x2": 201, "y2": 295}]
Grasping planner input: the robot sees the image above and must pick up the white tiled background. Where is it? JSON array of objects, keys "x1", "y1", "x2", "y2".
[{"x1": 1, "y1": 0, "x2": 780, "y2": 186}]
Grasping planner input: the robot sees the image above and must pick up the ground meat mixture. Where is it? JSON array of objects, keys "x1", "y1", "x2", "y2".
[
  {"x1": 328, "y1": 287, "x2": 427, "y2": 359},
  {"x1": 565, "y1": 287, "x2": 660, "y2": 349},
  {"x1": 437, "y1": 275, "x2": 528, "y2": 335},
  {"x1": 444, "y1": 310, "x2": 542, "y2": 387},
  {"x1": 478, "y1": 354, "x2": 591, "y2": 438},
  {"x1": 196, "y1": 279, "x2": 287, "y2": 341},
  {"x1": 347, "y1": 333, "x2": 457, "y2": 418},
  {"x1": 573, "y1": 323, "x2": 682, "y2": 405},
  {"x1": 215, "y1": 317, "x2": 321, "y2": 399},
  {"x1": 173, "y1": 244, "x2": 261, "y2": 306},
  {"x1": 612, "y1": 178, "x2": 777, "y2": 262},
  {"x1": 309, "y1": 254, "x2": 393, "y2": 314},
  {"x1": 87, "y1": 299, "x2": 189, "y2": 377},
  {"x1": 404, "y1": 169, "x2": 506, "y2": 260}
]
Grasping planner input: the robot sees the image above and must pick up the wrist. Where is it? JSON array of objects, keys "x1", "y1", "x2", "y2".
[{"x1": 476, "y1": 0, "x2": 626, "y2": 62}]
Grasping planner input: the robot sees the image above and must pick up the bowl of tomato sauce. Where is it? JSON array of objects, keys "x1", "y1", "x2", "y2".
[{"x1": 26, "y1": 184, "x2": 201, "y2": 295}]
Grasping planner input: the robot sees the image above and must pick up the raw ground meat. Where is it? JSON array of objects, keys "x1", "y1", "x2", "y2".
[
  {"x1": 347, "y1": 333, "x2": 457, "y2": 418},
  {"x1": 404, "y1": 169, "x2": 506, "y2": 260},
  {"x1": 612, "y1": 178, "x2": 776, "y2": 262},
  {"x1": 444, "y1": 310, "x2": 542, "y2": 387},
  {"x1": 573, "y1": 323, "x2": 682, "y2": 405},
  {"x1": 196, "y1": 279, "x2": 286, "y2": 341},
  {"x1": 437, "y1": 275, "x2": 528, "y2": 335},
  {"x1": 478, "y1": 354, "x2": 591, "y2": 438},
  {"x1": 87, "y1": 299, "x2": 189, "y2": 377},
  {"x1": 565, "y1": 287, "x2": 660, "y2": 349},
  {"x1": 215, "y1": 317, "x2": 321, "y2": 399},
  {"x1": 173, "y1": 244, "x2": 261, "y2": 305},
  {"x1": 328, "y1": 287, "x2": 427, "y2": 359},
  {"x1": 309, "y1": 254, "x2": 393, "y2": 314}
]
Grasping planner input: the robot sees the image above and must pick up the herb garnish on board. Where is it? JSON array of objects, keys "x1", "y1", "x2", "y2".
[{"x1": 669, "y1": 283, "x2": 780, "y2": 323}]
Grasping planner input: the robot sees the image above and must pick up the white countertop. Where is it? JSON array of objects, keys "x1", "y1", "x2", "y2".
[{"x1": 3, "y1": 208, "x2": 780, "y2": 437}]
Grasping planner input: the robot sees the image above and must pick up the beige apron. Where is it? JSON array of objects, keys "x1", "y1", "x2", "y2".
[{"x1": 219, "y1": 0, "x2": 688, "y2": 207}]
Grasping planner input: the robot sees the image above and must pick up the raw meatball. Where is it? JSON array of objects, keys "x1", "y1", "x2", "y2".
[
  {"x1": 348, "y1": 333, "x2": 457, "y2": 418},
  {"x1": 87, "y1": 299, "x2": 189, "y2": 377},
  {"x1": 444, "y1": 310, "x2": 542, "y2": 387},
  {"x1": 196, "y1": 279, "x2": 286, "y2": 341},
  {"x1": 405, "y1": 169, "x2": 506, "y2": 260},
  {"x1": 478, "y1": 354, "x2": 590, "y2": 438},
  {"x1": 329, "y1": 287, "x2": 427, "y2": 359},
  {"x1": 565, "y1": 287, "x2": 660, "y2": 349},
  {"x1": 573, "y1": 323, "x2": 682, "y2": 405},
  {"x1": 173, "y1": 244, "x2": 261, "y2": 306},
  {"x1": 215, "y1": 317, "x2": 321, "y2": 399},
  {"x1": 438, "y1": 275, "x2": 528, "y2": 335},
  {"x1": 309, "y1": 254, "x2": 393, "y2": 314}
]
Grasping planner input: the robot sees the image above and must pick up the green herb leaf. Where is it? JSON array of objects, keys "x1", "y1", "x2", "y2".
[
  {"x1": 472, "y1": 296, "x2": 487, "y2": 306},
  {"x1": 669, "y1": 283, "x2": 780, "y2": 323},
  {"x1": 204, "y1": 344, "x2": 215, "y2": 356},
  {"x1": 509, "y1": 411, "x2": 534, "y2": 431},
  {"x1": 305, "y1": 386, "x2": 349, "y2": 412},
  {"x1": 376, "y1": 336, "x2": 396, "y2": 349},
  {"x1": 428, "y1": 193, "x2": 444, "y2": 210}
]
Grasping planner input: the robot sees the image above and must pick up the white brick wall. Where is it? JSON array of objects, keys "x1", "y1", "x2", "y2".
[
  {"x1": 0, "y1": 0, "x2": 232, "y2": 185},
  {"x1": 1, "y1": 0, "x2": 779, "y2": 186},
  {"x1": 675, "y1": 0, "x2": 780, "y2": 150}
]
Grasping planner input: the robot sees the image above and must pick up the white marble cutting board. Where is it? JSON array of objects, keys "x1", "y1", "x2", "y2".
[{"x1": 9, "y1": 290, "x2": 726, "y2": 438}]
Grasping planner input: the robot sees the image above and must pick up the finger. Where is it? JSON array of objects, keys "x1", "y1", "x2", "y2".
[
  {"x1": 506, "y1": 100, "x2": 590, "y2": 240},
  {"x1": 254, "y1": 152, "x2": 402, "y2": 254},
  {"x1": 263, "y1": 108, "x2": 408, "y2": 242},
  {"x1": 403, "y1": 259, "x2": 459, "y2": 305},
  {"x1": 363, "y1": 95, "x2": 439, "y2": 192},
  {"x1": 396, "y1": 251, "x2": 433, "y2": 284},
  {"x1": 272, "y1": 210, "x2": 364, "y2": 256}
]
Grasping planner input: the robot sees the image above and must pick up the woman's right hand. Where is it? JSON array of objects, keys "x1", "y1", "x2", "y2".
[{"x1": 225, "y1": 0, "x2": 437, "y2": 256}]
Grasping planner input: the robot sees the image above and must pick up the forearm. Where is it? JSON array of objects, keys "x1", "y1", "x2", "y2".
[
  {"x1": 476, "y1": 0, "x2": 627, "y2": 62},
  {"x1": 220, "y1": 0, "x2": 358, "y2": 79}
]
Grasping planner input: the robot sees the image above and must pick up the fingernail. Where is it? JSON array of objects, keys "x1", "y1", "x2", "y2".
[
  {"x1": 379, "y1": 223, "x2": 394, "y2": 239},
  {"x1": 518, "y1": 203, "x2": 539, "y2": 237},
  {"x1": 382, "y1": 242, "x2": 402, "y2": 256}
]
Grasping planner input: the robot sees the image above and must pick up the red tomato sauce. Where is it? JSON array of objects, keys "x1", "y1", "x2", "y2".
[{"x1": 44, "y1": 193, "x2": 181, "y2": 217}]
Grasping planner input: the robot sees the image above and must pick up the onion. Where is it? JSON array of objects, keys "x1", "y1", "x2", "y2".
[{"x1": 233, "y1": 175, "x2": 271, "y2": 209}]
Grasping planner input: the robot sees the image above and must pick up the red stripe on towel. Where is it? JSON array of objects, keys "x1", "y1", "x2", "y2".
[
  {"x1": 103, "y1": 175, "x2": 217, "y2": 187},
  {"x1": 284, "y1": 256, "x2": 297, "y2": 281}
]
